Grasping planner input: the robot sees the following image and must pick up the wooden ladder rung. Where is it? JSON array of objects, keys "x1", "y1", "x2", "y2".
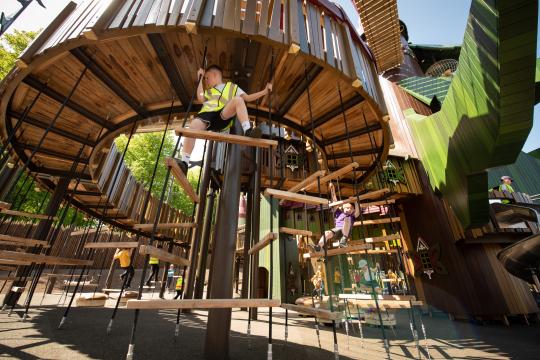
[
  {"x1": 339, "y1": 294, "x2": 417, "y2": 301},
  {"x1": 0, "y1": 275, "x2": 15, "y2": 281},
  {"x1": 304, "y1": 243, "x2": 374, "y2": 259},
  {"x1": 175, "y1": 128, "x2": 278, "y2": 148},
  {"x1": 347, "y1": 233, "x2": 401, "y2": 244},
  {"x1": 133, "y1": 222, "x2": 196, "y2": 230},
  {"x1": 71, "y1": 227, "x2": 110, "y2": 236},
  {"x1": 353, "y1": 217, "x2": 400, "y2": 226},
  {"x1": 84, "y1": 241, "x2": 139, "y2": 249},
  {"x1": 281, "y1": 303, "x2": 342, "y2": 320},
  {"x1": 0, "y1": 250, "x2": 93, "y2": 266},
  {"x1": 342, "y1": 298, "x2": 423, "y2": 309},
  {"x1": 303, "y1": 163, "x2": 359, "y2": 191},
  {"x1": 139, "y1": 245, "x2": 189, "y2": 267},
  {"x1": 287, "y1": 170, "x2": 327, "y2": 193},
  {"x1": 248, "y1": 232, "x2": 278, "y2": 255},
  {"x1": 264, "y1": 188, "x2": 328, "y2": 206},
  {"x1": 0, "y1": 209, "x2": 57, "y2": 220},
  {"x1": 329, "y1": 188, "x2": 391, "y2": 207},
  {"x1": 165, "y1": 157, "x2": 200, "y2": 203},
  {"x1": 0, "y1": 234, "x2": 50, "y2": 248},
  {"x1": 126, "y1": 298, "x2": 281, "y2": 309},
  {"x1": 279, "y1": 227, "x2": 313, "y2": 237}
]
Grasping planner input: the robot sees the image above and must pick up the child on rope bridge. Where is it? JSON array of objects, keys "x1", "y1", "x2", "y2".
[
  {"x1": 114, "y1": 248, "x2": 134, "y2": 288},
  {"x1": 309, "y1": 182, "x2": 360, "y2": 252},
  {"x1": 176, "y1": 65, "x2": 272, "y2": 175}
]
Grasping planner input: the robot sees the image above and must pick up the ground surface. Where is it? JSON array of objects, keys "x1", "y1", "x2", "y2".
[{"x1": 0, "y1": 292, "x2": 539, "y2": 360}]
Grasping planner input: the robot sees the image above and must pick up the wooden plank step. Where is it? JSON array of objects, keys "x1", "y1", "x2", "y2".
[
  {"x1": 0, "y1": 265, "x2": 17, "y2": 271},
  {"x1": 0, "y1": 259, "x2": 32, "y2": 266},
  {"x1": 353, "y1": 217, "x2": 400, "y2": 226},
  {"x1": 84, "y1": 241, "x2": 139, "y2": 249},
  {"x1": 287, "y1": 170, "x2": 327, "y2": 193},
  {"x1": 126, "y1": 298, "x2": 281, "y2": 310},
  {"x1": 348, "y1": 233, "x2": 401, "y2": 244},
  {"x1": 0, "y1": 275, "x2": 15, "y2": 281},
  {"x1": 133, "y1": 222, "x2": 196, "y2": 230},
  {"x1": 0, "y1": 202, "x2": 11, "y2": 210},
  {"x1": 339, "y1": 294, "x2": 417, "y2": 301},
  {"x1": 357, "y1": 199, "x2": 396, "y2": 208},
  {"x1": 248, "y1": 232, "x2": 278, "y2": 255},
  {"x1": 175, "y1": 128, "x2": 278, "y2": 148},
  {"x1": 279, "y1": 227, "x2": 313, "y2": 237},
  {"x1": 281, "y1": 303, "x2": 342, "y2": 320},
  {"x1": 71, "y1": 227, "x2": 110, "y2": 236},
  {"x1": 343, "y1": 298, "x2": 423, "y2": 309},
  {"x1": 304, "y1": 163, "x2": 359, "y2": 191},
  {"x1": 165, "y1": 157, "x2": 199, "y2": 203},
  {"x1": 264, "y1": 188, "x2": 328, "y2": 206},
  {"x1": 0, "y1": 240, "x2": 50, "y2": 249},
  {"x1": 0, "y1": 250, "x2": 93, "y2": 266},
  {"x1": 304, "y1": 243, "x2": 373, "y2": 259},
  {"x1": 139, "y1": 245, "x2": 189, "y2": 267},
  {"x1": 0, "y1": 234, "x2": 50, "y2": 248},
  {"x1": 328, "y1": 188, "x2": 391, "y2": 207},
  {"x1": 0, "y1": 209, "x2": 57, "y2": 220}
]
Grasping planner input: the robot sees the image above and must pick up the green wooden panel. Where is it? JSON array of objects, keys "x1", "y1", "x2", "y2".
[
  {"x1": 407, "y1": 0, "x2": 537, "y2": 227},
  {"x1": 398, "y1": 76, "x2": 451, "y2": 105},
  {"x1": 258, "y1": 196, "x2": 281, "y2": 299},
  {"x1": 487, "y1": 151, "x2": 540, "y2": 201}
]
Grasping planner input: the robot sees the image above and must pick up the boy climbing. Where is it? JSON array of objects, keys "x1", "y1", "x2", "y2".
[
  {"x1": 114, "y1": 248, "x2": 134, "y2": 288},
  {"x1": 176, "y1": 65, "x2": 272, "y2": 175},
  {"x1": 309, "y1": 182, "x2": 360, "y2": 251}
]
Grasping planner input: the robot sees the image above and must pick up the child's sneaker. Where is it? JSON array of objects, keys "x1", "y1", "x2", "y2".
[
  {"x1": 338, "y1": 238, "x2": 348, "y2": 248},
  {"x1": 308, "y1": 244, "x2": 321, "y2": 252},
  {"x1": 244, "y1": 126, "x2": 262, "y2": 138}
]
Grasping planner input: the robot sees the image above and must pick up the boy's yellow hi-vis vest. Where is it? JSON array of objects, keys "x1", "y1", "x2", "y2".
[
  {"x1": 175, "y1": 276, "x2": 183, "y2": 290},
  {"x1": 199, "y1": 82, "x2": 239, "y2": 114}
]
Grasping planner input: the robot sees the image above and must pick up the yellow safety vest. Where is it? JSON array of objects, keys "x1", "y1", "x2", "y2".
[
  {"x1": 149, "y1": 257, "x2": 159, "y2": 265},
  {"x1": 199, "y1": 82, "x2": 239, "y2": 114},
  {"x1": 175, "y1": 276, "x2": 183, "y2": 290}
]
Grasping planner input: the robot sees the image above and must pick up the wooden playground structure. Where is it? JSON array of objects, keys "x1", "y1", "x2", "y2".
[{"x1": 1, "y1": 0, "x2": 539, "y2": 359}]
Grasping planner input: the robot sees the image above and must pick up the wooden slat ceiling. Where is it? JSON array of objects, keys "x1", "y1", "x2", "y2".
[{"x1": 355, "y1": 0, "x2": 403, "y2": 72}]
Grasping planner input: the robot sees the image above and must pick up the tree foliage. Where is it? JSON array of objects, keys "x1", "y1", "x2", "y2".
[
  {"x1": 115, "y1": 131, "x2": 200, "y2": 216},
  {"x1": 0, "y1": 30, "x2": 38, "y2": 79}
]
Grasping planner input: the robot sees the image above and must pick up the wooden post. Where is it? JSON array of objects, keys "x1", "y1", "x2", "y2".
[
  {"x1": 249, "y1": 148, "x2": 261, "y2": 320},
  {"x1": 240, "y1": 189, "x2": 253, "y2": 304},
  {"x1": 204, "y1": 124, "x2": 242, "y2": 360}
]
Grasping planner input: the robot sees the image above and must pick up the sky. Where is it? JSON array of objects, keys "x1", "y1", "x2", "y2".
[{"x1": 2, "y1": 0, "x2": 539, "y2": 153}]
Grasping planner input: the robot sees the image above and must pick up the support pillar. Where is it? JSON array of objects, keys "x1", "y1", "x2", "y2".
[
  {"x1": 204, "y1": 124, "x2": 242, "y2": 360},
  {"x1": 195, "y1": 188, "x2": 216, "y2": 299},
  {"x1": 240, "y1": 189, "x2": 253, "y2": 301},
  {"x1": 249, "y1": 148, "x2": 261, "y2": 320}
]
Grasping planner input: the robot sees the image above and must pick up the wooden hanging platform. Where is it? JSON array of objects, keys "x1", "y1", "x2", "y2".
[
  {"x1": 71, "y1": 227, "x2": 110, "y2": 236},
  {"x1": 304, "y1": 243, "x2": 374, "y2": 259},
  {"x1": 303, "y1": 163, "x2": 359, "y2": 191},
  {"x1": 328, "y1": 188, "x2": 391, "y2": 207},
  {"x1": 248, "y1": 232, "x2": 278, "y2": 255},
  {"x1": 357, "y1": 199, "x2": 396, "y2": 208},
  {"x1": 281, "y1": 303, "x2": 342, "y2": 321},
  {"x1": 348, "y1": 233, "x2": 401, "y2": 244},
  {"x1": 339, "y1": 294, "x2": 417, "y2": 301},
  {"x1": 0, "y1": 265, "x2": 17, "y2": 271},
  {"x1": 0, "y1": 259, "x2": 32, "y2": 266},
  {"x1": 0, "y1": 234, "x2": 50, "y2": 248},
  {"x1": 126, "y1": 298, "x2": 281, "y2": 310},
  {"x1": 139, "y1": 245, "x2": 189, "y2": 266},
  {"x1": 341, "y1": 298, "x2": 423, "y2": 309},
  {"x1": 264, "y1": 188, "x2": 328, "y2": 206},
  {"x1": 0, "y1": 250, "x2": 93, "y2": 266},
  {"x1": 0, "y1": 209, "x2": 57, "y2": 220},
  {"x1": 279, "y1": 227, "x2": 313, "y2": 237},
  {"x1": 175, "y1": 128, "x2": 278, "y2": 148},
  {"x1": 287, "y1": 170, "x2": 327, "y2": 193},
  {"x1": 133, "y1": 222, "x2": 196, "y2": 230},
  {"x1": 354, "y1": 217, "x2": 400, "y2": 226},
  {"x1": 84, "y1": 241, "x2": 139, "y2": 249},
  {"x1": 0, "y1": 275, "x2": 15, "y2": 281},
  {"x1": 165, "y1": 157, "x2": 200, "y2": 203},
  {"x1": 0, "y1": 202, "x2": 11, "y2": 210}
]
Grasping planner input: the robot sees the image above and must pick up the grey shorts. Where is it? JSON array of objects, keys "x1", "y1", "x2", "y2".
[{"x1": 331, "y1": 227, "x2": 350, "y2": 240}]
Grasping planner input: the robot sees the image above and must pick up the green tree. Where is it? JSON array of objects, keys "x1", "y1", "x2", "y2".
[
  {"x1": 0, "y1": 30, "x2": 38, "y2": 79},
  {"x1": 115, "y1": 131, "x2": 200, "y2": 216}
]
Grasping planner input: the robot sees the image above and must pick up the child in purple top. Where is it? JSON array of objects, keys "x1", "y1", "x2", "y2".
[{"x1": 309, "y1": 182, "x2": 360, "y2": 251}]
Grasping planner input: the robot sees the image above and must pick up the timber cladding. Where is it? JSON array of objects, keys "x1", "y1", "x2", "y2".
[{"x1": 0, "y1": 0, "x2": 392, "y2": 214}]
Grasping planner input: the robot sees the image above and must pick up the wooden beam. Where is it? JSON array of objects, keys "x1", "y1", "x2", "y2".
[
  {"x1": 339, "y1": 294, "x2": 417, "y2": 301},
  {"x1": 0, "y1": 250, "x2": 93, "y2": 266},
  {"x1": 287, "y1": 170, "x2": 326, "y2": 193},
  {"x1": 304, "y1": 243, "x2": 373, "y2": 258},
  {"x1": 22, "y1": 76, "x2": 112, "y2": 130},
  {"x1": 308, "y1": 95, "x2": 364, "y2": 130},
  {"x1": 165, "y1": 157, "x2": 200, "y2": 203},
  {"x1": 328, "y1": 189, "x2": 390, "y2": 207},
  {"x1": 278, "y1": 64, "x2": 323, "y2": 116},
  {"x1": 354, "y1": 217, "x2": 400, "y2": 226},
  {"x1": 303, "y1": 163, "x2": 359, "y2": 191},
  {"x1": 84, "y1": 241, "x2": 139, "y2": 249},
  {"x1": 126, "y1": 298, "x2": 281, "y2": 309},
  {"x1": 342, "y1": 299, "x2": 422, "y2": 309},
  {"x1": 147, "y1": 33, "x2": 191, "y2": 107},
  {"x1": 14, "y1": 141, "x2": 90, "y2": 164},
  {"x1": 264, "y1": 188, "x2": 327, "y2": 205},
  {"x1": 322, "y1": 123, "x2": 382, "y2": 146},
  {"x1": 138, "y1": 245, "x2": 189, "y2": 267},
  {"x1": 133, "y1": 222, "x2": 196, "y2": 230},
  {"x1": 70, "y1": 48, "x2": 148, "y2": 117},
  {"x1": 328, "y1": 147, "x2": 383, "y2": 160},
  {"x1": 0, "y1": 234, "x2": 50, "y2": 248},
  {"x1": 0, "y1": 209, "x2": 57, "y2": 220},
  {"x1": 281, "y1": 303, "x2": 342, "y2": 320},
  {"x1": 175, "y1": 128, "x2": 278, "y2": 148},
  {"x1": 346, "y1": 233, "x2": 400, "y2": 244},
  {"x1": 248, "y1": 232, "x2": 278, "y2": 255},
  {"x1": 279, "y1": 227, "x2": 313, "y2": 237},
  {"x1": 71, "y1": 227, "x2": 110, "y2": 236}
]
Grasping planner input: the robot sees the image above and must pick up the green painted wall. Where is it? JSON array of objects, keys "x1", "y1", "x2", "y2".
[
  {"x1": 258, "y1": 195, "x2": 281, "y2": 299},
  {"x1": 407, "y1": 0, "x2": 537, "y2": 227}
]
